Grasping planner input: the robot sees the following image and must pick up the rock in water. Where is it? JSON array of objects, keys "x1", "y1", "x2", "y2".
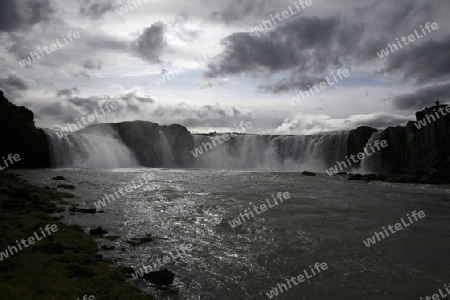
[
  {"x1": 143, "y1": 269, "x2": 175, "y2": 286},
  {"x1": 302, "y1": 171, "x2": 316, "y2": 176},
  {"x1": 89, "y1": 227, "x2": 107, "y2": 237}
]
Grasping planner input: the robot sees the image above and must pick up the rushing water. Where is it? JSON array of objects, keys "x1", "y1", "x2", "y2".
[
  {"x1": 45, "y1": 127, "x2": 354, "y2": 173},
  {"x1": 18, "y1": 168, "x2": 450, "y2": 300}
]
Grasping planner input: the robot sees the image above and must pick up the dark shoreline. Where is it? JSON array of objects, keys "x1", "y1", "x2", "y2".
[{"x1": 0, "y1": 172, "x2": 160, "y2": 299}]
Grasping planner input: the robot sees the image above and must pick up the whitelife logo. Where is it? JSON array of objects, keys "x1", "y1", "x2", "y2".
[
  {"x1": 116, "y1": 0, "x2": 150, "y2": 17},
  {"x1": 18, "y1": 31, "x2": 81, "y2": 67},
  {"x1": 77, "y1": 296, "x2": 95, "y2": 300},
  {"x1": 228, "y1": 192, "x2": 291, "y2": 228},
  {"x1": 376, "y1": 22, "x2": 439, "y2": 58},
  {"x1": 325, "y1": 139, "x2": 388, "y2": 175},
  {"x1": 190, "y1": 121, "x2": 253, "y2": 158},
  {"x1": 0, "y1": 225, "x2": 59, "y2": 261},
  {"x1": 288, "y1": 69, "x2": 350, "y2": 106},
  {"x1": 94, "y1": 174, "x2": 152, "y2": 209},
  {"x1": 131, "y1": 243, "x2": 193, "y2": 280},
  {"x1": 251, "y1": 0, "x2": 313, "y2": 36},
  {"x1": 421, "y1": 283, "x2": 450, "y2": 300},
  {"x1": 414, "y1": 104, "x2": 450, "y2": 130},
  {"x1": 0, "y1": 154, "x2": 21, "y2": 171},
  {"x1": 53, "y1": 102, "x2": 119, "y2": 139},
  {"x1": 363, "y1": 211, "x2": 425, "y2": 248},
  {"x1": 265, "y1": 262, "x2": 328, "y2": 298}
]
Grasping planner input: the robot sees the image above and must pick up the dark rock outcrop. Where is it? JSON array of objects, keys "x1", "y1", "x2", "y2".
[
  {"x1": 302, "y1": 171, "x2": 316, "y2": 176},
  {"x1": 57, "y1": 184, "x2": 75, "y2": 190},
  {"x1": 143, "y1": 269, "x2": 175, "y2": 286},
  {"x1": 378, "y1": 126, "x2": 409, "y2": 174},
  {"x1": 0, "y1": 90, "x2": 50, "y2": 168},
  {"x1": 160, "y1": 124, "x2": 195, "y2": 167},
  {"x1": 89, "y1": 227, "x2": 107, "y2": 237},
  {"x1": 347, "y1": 126, "x2": 378, "y2": 169},
  {"x1": 126, "y1": 234, "x2": 154, "y2": 246},
  {"x1": 377, "y1": 106, "x2": 450, "y2": 182},
  {"x1": 346, "y1": 105, "x2": 450, "y2": 183}
]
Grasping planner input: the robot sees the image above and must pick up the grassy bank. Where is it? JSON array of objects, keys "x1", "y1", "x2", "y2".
[{"x1": 0, "y1": 172, "x2": 156, "y2": 300}]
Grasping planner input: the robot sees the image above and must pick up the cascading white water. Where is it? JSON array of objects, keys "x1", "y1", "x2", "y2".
[
  {"x1": 191, "y1": 131, "x2": 350, "y2": 171},
  {"x1": 158, "y1": 131, "x2": 175, "y2": 167},
  {"x1": 360, "y1": 131, "x2": 385, "y2": 173},
  {"x1": 45, "y1": 126, "x2": 139, "y2": 168},
  {"x1": 45, "y1": 124, "x2": 351, "y2": 171}
]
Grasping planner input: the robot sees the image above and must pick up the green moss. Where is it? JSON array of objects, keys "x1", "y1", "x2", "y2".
[{"x1": 0, "y1": 173, "x2": 156, "y2": 299}]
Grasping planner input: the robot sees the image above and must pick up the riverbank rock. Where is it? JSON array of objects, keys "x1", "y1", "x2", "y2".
[
  {"x1": 126, "y1": 234, "x2": 154, "y2": 246},
  {"x1": 89, "y1": 227, "x2": 107, "y2": 237},
  {"x1": 143, "y1": 269, "x2": 175, "y2": 286},
  {"x1": 302, "y1": 171, "x2": 316, "y2": 176}
]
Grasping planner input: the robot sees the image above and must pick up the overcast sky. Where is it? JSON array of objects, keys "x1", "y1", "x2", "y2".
[{"x1": 1, "y1": 0, "x2": 449, "y2": 134}]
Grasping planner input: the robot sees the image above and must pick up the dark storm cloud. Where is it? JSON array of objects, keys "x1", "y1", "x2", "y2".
[
  {"x1": 6, "y1": 25, "x2": 128, "y2": 71},
  {"x1": 133, "y1": 22, "x2": 166, "y2": 63},
  {"x1": 79, "y1": 0, "x2": 117, "y2": 19},
  {"x1": 356, "y1": 0, "x2": 436, "y2": 37},
  {"x1": 392, "y1": 83, "x2": 450, "y2": 110},
  {"x1": 380, "y1": 38, "x2": 450, "y2": 85},
  {"x1": 346, "y1": 0, "x2": 439, "y2": 61},
  {"x1": 204, "y1": 0, "x2": 449, "y2": 93},
  {"x1": 210, "y1": 0, "x2": 268, "y2": 24},
  {"x1": 205, "y1": 16, "x2": 363, "y2": 93},
  {"x1": 0, "y1": 74, "x2": 33, "y2": 98},
  {"x1": 0, "y1": 0, "x2": 54, "y2": 32},
  {"x1": 258, "y1": 74, "x2": 326, "y2": 94}
]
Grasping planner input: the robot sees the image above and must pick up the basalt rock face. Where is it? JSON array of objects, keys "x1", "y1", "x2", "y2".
[
  {"x1": 0, "y1": 90, "x2": 51, "y2": 168},
  {"x1": 346, "y1": 126, "x2": 378, "y2": 168},
  {"x1": 379, "y1": 126, "x2": 409, "y2": 174},
  {"x1": 404, "y1": 106, "x2": 450, "y2": 182},
  {"x1": 160, "y1": 124, "x2": 195, "y2": 167},
  {"x1": 347, "y1": 106, "x2": 450, "y2": 182}
]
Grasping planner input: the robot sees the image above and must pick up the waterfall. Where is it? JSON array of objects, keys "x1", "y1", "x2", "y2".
[
  {"x1": 45, "y1": 126, "x2": 139, "y2": 168},
  {"x1": 360, "y1": 131, "x2": 385, "y2": 173},
  {"x1": 45, "y1": 123, "x2": 351, "y2": 171},
  {"x1": 191, "y1": 131, "x2": 349, "y2": 171},
  {"x1": 158, "y1": 131, "x2": 175, "y2": 167}
]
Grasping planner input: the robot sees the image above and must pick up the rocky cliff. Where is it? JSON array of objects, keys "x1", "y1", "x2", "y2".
[
  {"x1": 346, "y1": 126, "x2": 378, "y2": 169},
  {"x1": 347, "y1": 105, "x2": 450, "y2": 183},
  {"x1": 0, "y1": 91, "x2": 50, "y2": 168},
  {"x1": 403, "y1": 105, "x2": 450, "y2": 182}
]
